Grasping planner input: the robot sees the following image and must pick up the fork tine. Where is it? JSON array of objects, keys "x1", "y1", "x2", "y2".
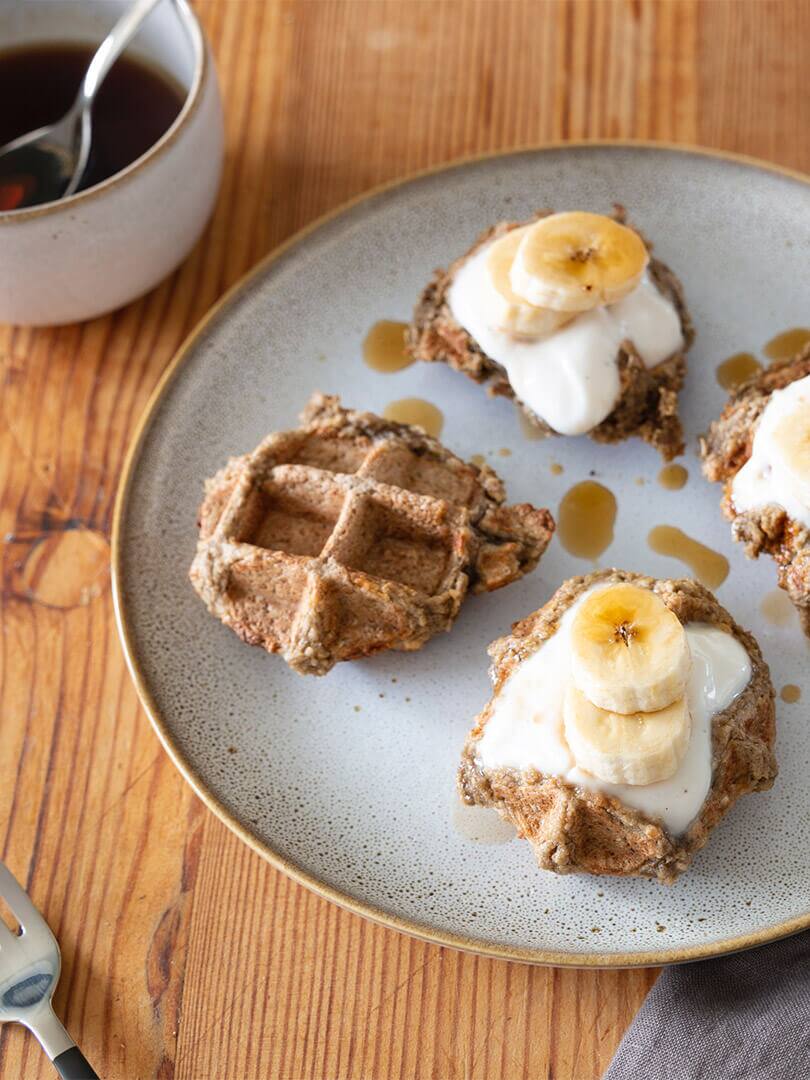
[{"x1": 0, "y1": 861, "x2": 37, "y2": 932}]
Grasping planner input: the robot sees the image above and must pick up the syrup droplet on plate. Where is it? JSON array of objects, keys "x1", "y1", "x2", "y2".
[
  {"x1": 716, "y1": 352, "x2": 762, "y2": 390},
  {"x1": 647, "y1": 525, "x2": 729, "y2": 589},
  {"x1": 763, "y1": 328, "x2": 810, "y2": 362},
  {"x1": 363, "y1": 320, "x2": 413, "y2": 372},
  {"x1": 760, "y1": 589, "x2": 796, "y2": 627},
  {"x1": 780, "y1": 684, "x2": 801, "y2": 704},
  {"x1": 658, "y1": 464, "x2": 688, "y2": 490},
  {"x1": 550, "y1": 462, "x2": 563, "y2": 476},
  {"x1": 498, "y1": 447, "x2": 511, "y2": 457},
  {"x1": 558, "y1": 480, "x2": 617, "y2": 560},
  {"x1": 471, "y1": 453, "x2": 486, "y2": 467},
  {"x1": 383, "y1": 397, "x2": 444, "y2": 437}
]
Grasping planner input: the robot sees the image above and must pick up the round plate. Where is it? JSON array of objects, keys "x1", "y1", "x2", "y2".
[{"x1": 113, "y1": 144, "x2": 810, "y2": 967}]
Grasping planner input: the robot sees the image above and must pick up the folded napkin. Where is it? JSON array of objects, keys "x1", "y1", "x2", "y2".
[{"x1": 605, "y1": 930, "x2": 810, "y2": 1080}]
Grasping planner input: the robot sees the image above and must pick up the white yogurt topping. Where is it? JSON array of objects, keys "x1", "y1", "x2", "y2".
[
  {"x1": 447, "y1": 243, "x2": 684, "y2": 436},
  {"x1": 476, "y1": 586, "x2": 752, "y2": 835},
  {"x1": 731, "y1": 373, "x2": 810, "y2": 529}
]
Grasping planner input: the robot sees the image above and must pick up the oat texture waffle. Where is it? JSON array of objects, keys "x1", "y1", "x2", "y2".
[{"x1": 190, "y1": 393, "x2": 554, "y2": 674}]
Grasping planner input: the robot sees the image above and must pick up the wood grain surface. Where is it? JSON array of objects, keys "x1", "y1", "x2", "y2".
[{"x1": 1, "y1": 2, "x2": 807, "y2": 1077}]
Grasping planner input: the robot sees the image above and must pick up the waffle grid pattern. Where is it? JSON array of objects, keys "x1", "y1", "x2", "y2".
[{"x1": 191, "y1": 396, "x2": 554, "y2": 674}]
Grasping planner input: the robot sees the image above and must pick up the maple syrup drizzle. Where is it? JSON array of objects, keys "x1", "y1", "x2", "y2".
[
  {"x1": 452, "y1": 801, "x2": 514, "y2": 844},
  {"x1": 647, "y1": 525, "x2": 729, "y2": 589},
  {"x1": 780, "y1": 684, "x2": 801, "y2": 704},
  {"x1": 550, "y1": 462, "x2": 563, "y2": 476},
  {"x1": 658, "y1": 464, "x2": 688, "y2": 490},
  {"x1": 0, "y1": 44, "x2": 184, "y2": 207},
  {"x1": 715, "y1": 352, "x2": 762, "y2": 390},
  {"x1": 362, "y1": 320, "x2": 413, "y2": 372},
  {"x1": 558, "y1": 480, "x2": 617, "y2": 560},
  {"x1": 383, "y1": 398, "x2": 444, "y2": 438},
  {"x1": 763, "y1": 327, "x2": 810, "y2": 362},
  {"x1": 760, "y1": 589, "x2": 796, "y2": 627}
]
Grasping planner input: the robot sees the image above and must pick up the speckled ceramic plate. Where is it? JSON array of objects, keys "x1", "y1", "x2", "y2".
[{"x1": 113, "y1": 144, "x2": 810, "y2": 967}]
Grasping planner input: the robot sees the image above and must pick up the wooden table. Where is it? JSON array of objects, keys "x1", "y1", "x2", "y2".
[{"x1": 1, "y1": 2, "x2": 807, "y2": 1077}]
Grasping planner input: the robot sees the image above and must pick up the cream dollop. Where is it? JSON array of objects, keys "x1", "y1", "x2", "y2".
[
  {"x1": 447, "y1": 242, "x2": 684, "y2": 436},
  {"x1": 731, "y1": 373, "x2": 810, "y2": 529},
  {"x1": 475, "y1": 586, "x2": 752, "y2": 835}
]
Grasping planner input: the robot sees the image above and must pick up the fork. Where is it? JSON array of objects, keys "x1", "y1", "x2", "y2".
[{"x1": 0, "y1": 861, "x2": 98, "y2": 1078}]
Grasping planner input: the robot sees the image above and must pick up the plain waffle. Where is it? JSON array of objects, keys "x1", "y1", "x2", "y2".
[{"x1": 190, "y1": 393, "x2": 554, "y2": 675}]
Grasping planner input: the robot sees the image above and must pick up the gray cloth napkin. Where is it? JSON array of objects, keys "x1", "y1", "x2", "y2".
[{"x1": 605, "y1": 930, "x2": 810, "y2": 1080}]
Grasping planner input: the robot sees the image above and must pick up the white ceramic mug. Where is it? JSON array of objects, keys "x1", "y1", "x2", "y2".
[{"x1": 0, "y1": 0, "x2": 223, "y2": 326}]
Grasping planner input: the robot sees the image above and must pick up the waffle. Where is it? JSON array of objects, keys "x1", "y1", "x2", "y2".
[
  {"x1": 190, "y1": 394, "x2": 554, "y2": 675},
  {"x1": 701, "y1": 344, "x2": 810, "y2": 636},
  {"x1": 459, "y1": 570, "x2": 777, "y2": 882},
  {"x1": 408, "y1": 208, "x2": 694, "y2": 461}
]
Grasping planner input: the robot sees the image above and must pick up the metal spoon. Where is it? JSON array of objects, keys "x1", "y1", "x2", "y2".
[{"x1": 0, "y1": 0, "x2": 165, "y2": 211}]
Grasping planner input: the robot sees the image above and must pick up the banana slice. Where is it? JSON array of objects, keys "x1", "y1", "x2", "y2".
[
  {"x1": 772, "y1": 400, "x2": 810, "y2": 507},
  {"x1": 510, "y1": 212, "x2": 649, "y2": 313},
  {"x1": 485, "y1": 227, "x2": 573, "y2": 339},
  {"x1": 563, "y1": 686, "x2": 691, "y2": 785},
  {"x1": 570, "y1": 584, "x2": 691, "y2": 714}
]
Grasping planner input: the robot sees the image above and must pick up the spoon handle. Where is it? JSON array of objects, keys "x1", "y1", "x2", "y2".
[
  {"x1": 62, "y1": 0, "x2": 166, "y2": 198},
  {"x1": 76, "y1": 0, "x2": 165, "y2": 110}
]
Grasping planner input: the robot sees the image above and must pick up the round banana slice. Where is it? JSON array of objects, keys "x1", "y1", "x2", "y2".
[
  {"x1": 485, "y1": 227, "x2": 573, "y2": 339},
  {"x1": 772, "y1": 400, "x2": 810, "y2": 507},
  {"x1": 570, "y1": 584, "x2": 691, "y2": 714},
  {"x1": 510, "y1": 211, "x2": 649, "y2": 313},
  {"x1": 564, "y1": 686, "x2": 691, "y2": 786}
]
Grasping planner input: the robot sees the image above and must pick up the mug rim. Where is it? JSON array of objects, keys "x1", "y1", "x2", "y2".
[{"x1": 0, "y1": 0, "x2": 207, "y2": 225}]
